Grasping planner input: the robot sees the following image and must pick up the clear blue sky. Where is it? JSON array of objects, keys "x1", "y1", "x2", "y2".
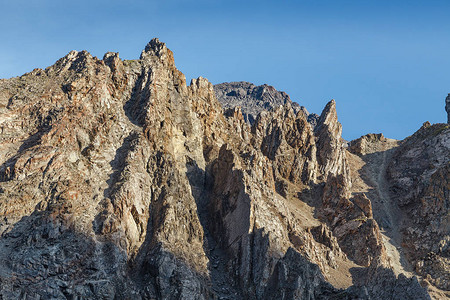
[{"x1": 1, "y1": 0, "x2": 450, "y2": 140}]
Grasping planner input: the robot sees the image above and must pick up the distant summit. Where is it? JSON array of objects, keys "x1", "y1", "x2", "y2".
[{"x1": 214, "y1": 81, "x2": 319, "y2": 126}]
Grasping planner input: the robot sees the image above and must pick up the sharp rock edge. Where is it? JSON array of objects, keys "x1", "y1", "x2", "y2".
[{"x1": 0, "y1": 39, "x2": 446, "y2": 300}]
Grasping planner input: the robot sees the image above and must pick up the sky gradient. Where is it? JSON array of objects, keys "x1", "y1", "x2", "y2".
[{"x1": 1, "y1": 0, "x2": 450, "y2": 140}]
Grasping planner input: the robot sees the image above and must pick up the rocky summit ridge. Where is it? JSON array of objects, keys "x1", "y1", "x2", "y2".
[
  {"x1": 214, "y1": 81, "x2": 319, "y2": 127},
  {"x1": 0, "y1": 38, "x2": 448, "y2": 299}
]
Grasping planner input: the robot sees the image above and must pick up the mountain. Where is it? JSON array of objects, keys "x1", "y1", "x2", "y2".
[
  {"x1": 0, "y1": 38, "x2": 447, "y2": 299},
  {"x1": 214, "y1": 81, "x2": 319, "y2": 126}
]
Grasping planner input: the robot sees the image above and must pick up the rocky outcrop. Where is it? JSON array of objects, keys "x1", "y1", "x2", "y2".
[
  {"x1": 0, "y1": 38, "x2": 222, "y2": 299},
  {"x1": 349, "y1": 133, "x2": 389, "y2": 156},
  {"x1": 344, "y1": 123, "x2": 450, "y2": 299},
  {"x1": 0, "y1": 38, "x2": 441, "y2": 299},
  {"x1": 347, "y1": 259, "x2": 432, "y2": 300},
  {"x1": 320, "y1": 174, "x2": 386, "y2": 267},
  {"x1": 214, "y1": 81, "x2": 319, "y2": 126},
  {"x1": 252, "y1": 103, "x2": 318, "y2": 187},
  {"x1": 387, "y1": 122, "x2": 450, "y2": 291},
  {"x1": 314, "y1": 99, "x2": 348, "y2": 180},
  {"x1": 446, "y1": 94, "x2": 450, "y2": 124}
]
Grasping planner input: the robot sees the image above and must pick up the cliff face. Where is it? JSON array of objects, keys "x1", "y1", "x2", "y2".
[
  {"x1": 387, "y1": 123, "x2": 450, "y2": 291},
  {"x1": 0, "y1": 39, "x2": 445, "y2": 299}
]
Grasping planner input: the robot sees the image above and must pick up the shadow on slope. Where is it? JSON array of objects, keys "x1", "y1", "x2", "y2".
[
  {"x1": 0, "y1": 205, "x2": 130, "y2": 299},
  {"x1": 185, "y1": 157, "x2": 244, "y2": 300}
]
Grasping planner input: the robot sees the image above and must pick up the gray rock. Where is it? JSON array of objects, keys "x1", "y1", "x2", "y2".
[
  {"x1": 446, "y1": 93, "x2": 450, "y2": 124},
  {"x1": 214, "y1": 81, "x2": 318, "y2": 126},
  {"x1": 0, "y1": 38, "x2": 440, "y2": 299},
  {"x1": 387, "y1": 122, "x2": 450, "y2": 291}
]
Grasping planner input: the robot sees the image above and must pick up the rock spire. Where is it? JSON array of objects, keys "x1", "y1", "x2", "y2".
[{"x1": 446, "y1": 93, "x2": 450, "y2": 123}]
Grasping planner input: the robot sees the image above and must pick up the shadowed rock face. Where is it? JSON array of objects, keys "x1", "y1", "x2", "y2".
[
  {"x1": 0, "y1": 38, "x2": 443, "y2": 299},
  {"x1": 446, "y1": 94, "x2": 450, "y2": 124}
]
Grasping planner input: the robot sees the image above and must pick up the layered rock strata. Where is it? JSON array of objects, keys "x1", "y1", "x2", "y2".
[{"x1": 0, "y1": 38, "x2": 442, "y2": 299}]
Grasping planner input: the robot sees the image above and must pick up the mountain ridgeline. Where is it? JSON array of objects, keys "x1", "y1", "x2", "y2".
[{"x1": 0, "y1": 39, "x2": 448, "y2": 299}]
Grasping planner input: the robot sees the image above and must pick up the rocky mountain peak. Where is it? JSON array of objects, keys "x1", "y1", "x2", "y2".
[
  {"x1": 140, "y1": 38, "x2": 174, "y2": 66},
  {"x1": 446, "y1": 93, "x2": 450, "y2": 123},
  {"x1": 316, "y1": 99, "x2": 338, "y2": 130},
  {"x1": 214, "y1": 81, "x2": 319, "y2": 126},
  {"x1": 48, "y1": 49, "x2": 96, "y2": 75},
  {"x1": 0, "y1": 38, "x2": 445, "y2": 299},
  {"x1": 314, "y1": 99, "x2": 347, "y2": 180}
]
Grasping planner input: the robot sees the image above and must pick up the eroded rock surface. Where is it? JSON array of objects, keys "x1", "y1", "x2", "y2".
[
  {"x1": 446, "y1": 94, "x2": 450, "y2": 124},
  {"x1": 0, "y1": 38, "x2": 444, "y2": 299},
  {"x1": 214, "y1": 81, "x2": 319, "y2": 126},
  {"x1": 387, "y1": 123, "x2": 450, "y2": 293}
]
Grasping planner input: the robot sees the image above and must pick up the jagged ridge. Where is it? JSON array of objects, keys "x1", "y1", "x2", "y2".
[
  {"x1": 214, "y1": 81, "x2": 319, "y2": 126},
  {"x1": 0, "y1": 38, "x2": 444, "y2": 299}
]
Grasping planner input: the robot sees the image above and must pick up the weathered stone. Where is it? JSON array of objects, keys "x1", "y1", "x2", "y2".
[
  {"x1": 0, "y1": 38, "x2": 441, "y2": 299},
  {"x1": 214, "y1": 81, "x2": 318, "y2": 126},
  {"x1": 387, "y1": 122, "x2": 450, "y2": 291},
  {"x1": 446, "y1": 94, "x2": 450, "y2": 124}
]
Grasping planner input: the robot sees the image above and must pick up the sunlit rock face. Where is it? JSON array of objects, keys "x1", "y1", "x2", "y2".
[{"x1": 0, "y1": 38, "x2": 443, "y2": 299}]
